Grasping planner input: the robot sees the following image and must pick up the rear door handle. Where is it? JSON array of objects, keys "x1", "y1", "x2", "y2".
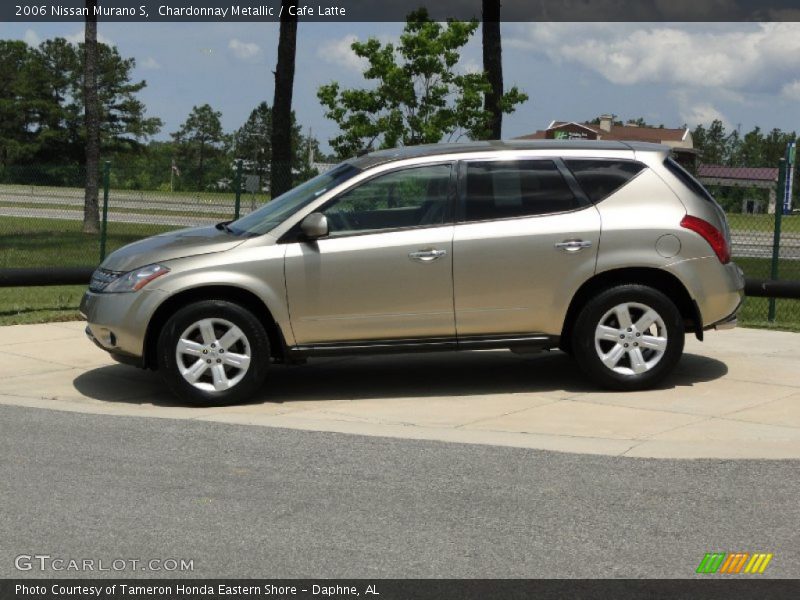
[
  {"x1": 409, "y1": 249, "x2": 447, "y2": 262},
  {"x1": 555, "y1": 240, "x2": 593, "y2": 252}
]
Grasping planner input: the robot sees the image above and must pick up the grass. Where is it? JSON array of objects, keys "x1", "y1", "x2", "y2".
[
  {"x1": 1, "y1": 216, "x2": 799, "y2": 329},
  {"x1": 0, "y1": 217, "x2": 178, "y2": 325},
  {"x1": 728, "y1": 213, "x2": 800, "y2": 234},
  {"x1": 0, "y1": 216, "x2": 176, "y2": 269},
  {"x1": 738, "y1": 297, "x2": 800, "y2": 333},
  {"x1": 0, "y1": 285, "x2": 84, "y2": 325},
  {"x1": 735, "y1": 257, "x2": 800, "y2": 282}
]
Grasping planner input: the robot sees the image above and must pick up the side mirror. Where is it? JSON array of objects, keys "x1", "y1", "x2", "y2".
[{"x1": 300, "y1": 212, "x2": 329, "y2": 240}]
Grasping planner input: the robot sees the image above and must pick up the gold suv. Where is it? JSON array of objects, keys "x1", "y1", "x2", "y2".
[{"x1": 82, "y1": 141, "x2": 744, "y2": 405}]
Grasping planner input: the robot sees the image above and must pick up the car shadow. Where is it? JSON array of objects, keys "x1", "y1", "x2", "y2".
[{"x1": 72, "y1": 350, "x2": 728, "y2": 407}]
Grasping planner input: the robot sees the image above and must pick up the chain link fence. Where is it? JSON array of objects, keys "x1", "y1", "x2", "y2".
[
  {"x1": 727, "y1": 211, "x2": 799, "y2": 330},
  {"x1": 0, "y1": 161, "x2": 798, "y2": 329},
  {"x1": 0, "y1": 162, "x2": 293, "y2": 267}
]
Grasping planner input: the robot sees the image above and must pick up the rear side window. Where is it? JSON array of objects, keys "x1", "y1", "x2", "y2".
[
  {"x1": 462, "y1": 160, "x2": 581, "y2": 222},
  {"x1": 663, "y1": 157, "x2": 716, "y2": 203},
  {"x1": 564, "y1": 159, "x2": 646, "y2": 203}
]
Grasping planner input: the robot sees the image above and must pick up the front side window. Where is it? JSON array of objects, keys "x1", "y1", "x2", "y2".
[
  {"x1": 230, "y1": 163, "x2": 361, "y2": 236},
  {"x1": 462, "y1": 160, "x2": 580, "y2": 222},
  {"x1": 322, "y1": 164, "x2": 452, "y2": 235}
]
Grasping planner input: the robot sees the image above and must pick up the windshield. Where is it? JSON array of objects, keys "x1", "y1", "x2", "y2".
[{"x1": 229, "y1": 163, "x2": 361, "y2": 235}]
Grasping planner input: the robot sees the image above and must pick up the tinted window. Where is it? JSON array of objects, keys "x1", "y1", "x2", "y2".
[
  {"x1": 322, "y1": 164, "x2": 451, "y2": 235},
  {"x1": 231, "y1": 163, "x2": 361, "y2": 235},
  {"x1": 463, "y1": 160, "x2": 579, "y2": 222},
  {"x1": 564, "y1": 159, "x2": 646, "y2": 203},
  {"x1": 663, "y1": 157, "x2": 716, "y2": 203}
]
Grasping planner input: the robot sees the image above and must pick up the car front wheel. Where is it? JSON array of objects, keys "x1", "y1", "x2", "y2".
[
  {"x1": 571, "y1": 285, "x2": 684, "y2": 391},
  {"x1": 157, "y1": 300, "x2": 270, "y2": 405}
]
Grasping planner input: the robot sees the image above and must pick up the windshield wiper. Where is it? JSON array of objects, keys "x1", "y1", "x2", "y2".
[{"x1": 215, "y1": 221, "x2": 235, "y2": 234}]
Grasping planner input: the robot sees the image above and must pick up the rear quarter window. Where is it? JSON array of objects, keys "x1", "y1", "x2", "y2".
[
  {"x1": 662, "y1": 157, "x2": 717, "y2": 203},
  {"x1": 564, "y1": 159, "x2": 646, "y2": 203}
]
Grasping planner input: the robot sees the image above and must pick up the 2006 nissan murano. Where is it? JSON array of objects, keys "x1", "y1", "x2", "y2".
[{"x1": 81, "y1": 141, "x2": 744, "y2": 405}]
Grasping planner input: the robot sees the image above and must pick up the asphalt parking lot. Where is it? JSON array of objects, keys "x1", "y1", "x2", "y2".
[
  {"x1": 2, "y1": 403, "x2": 799, "y2": 578},
  {"x1": 1, "y1": 322, "x2": 799, "y2": 578},
  {"x1": 0, "y1": 322, "x2": 799, "y2": 459}
]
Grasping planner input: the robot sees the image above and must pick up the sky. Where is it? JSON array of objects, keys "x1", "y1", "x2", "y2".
[{"x1": 2, "y1": 21, "x2": 800, "y2": 153}]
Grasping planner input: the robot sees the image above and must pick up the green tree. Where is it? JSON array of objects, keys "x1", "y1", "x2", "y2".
[
  {"x1": 108, "y1": 140, "x2": 177, "y2": 190},
  {"x1": 31, "y1": 38, "x2": 81, "y2": 163},
  {"x1": 692, "y1": 120, "x2": 732, "y2": 165},
  {"x1": 86, "y1": 43, "x2": 162, "y2": 155},
  {"x1": 234, "y1": 101, "x2": 325, "y2": 187},
  {"x1": 234, "y1": 101, "x2": 273, "y2": 180},
  {"x1": 0, "y1": 35, "x2": 161, "y2": 175},
  {"x1": 0, "y1": 41, "x2": 39, "y2": 166},
  {"x1": 172, "y1": 104, "x2": 228, "y2": 191},
  {"x1": 317, "y1": 8, "x2": 527, "y2": 158}
]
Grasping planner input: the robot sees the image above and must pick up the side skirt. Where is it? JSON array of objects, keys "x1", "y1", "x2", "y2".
[{"x1": 287, "y1": 334, "x2": 560, "y2": 358}]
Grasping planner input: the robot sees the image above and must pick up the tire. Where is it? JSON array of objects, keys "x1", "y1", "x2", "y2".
[
  {"x1": 157, "y1": 300, "x2": 270, "y2": 405},
  {"x1": 571, "y1": 285, "x2": 684, "y2": 391}
]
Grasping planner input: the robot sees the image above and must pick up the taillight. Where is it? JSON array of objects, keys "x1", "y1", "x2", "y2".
[{"x1": 680, "y1": 215, "x2": 730, "y2": 264}]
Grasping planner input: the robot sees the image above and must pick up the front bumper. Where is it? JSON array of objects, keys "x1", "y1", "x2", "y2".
[
  {"x1": 84, "y1": 325, "x2": 144, "y2": 366},
  {"x1": 80, "y1": 287, "x2": 167, "y2": 366}
]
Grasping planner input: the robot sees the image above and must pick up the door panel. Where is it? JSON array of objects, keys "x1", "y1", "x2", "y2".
[
  {"x1": 453, "y1": 208, "x2": 600, "y2": 336},
  {"x1": 453, "y1": 158, "x2": 601, "y2": 337},
  {"x1": 285, "y1": 227, "x2": 456, "y2": 345}
]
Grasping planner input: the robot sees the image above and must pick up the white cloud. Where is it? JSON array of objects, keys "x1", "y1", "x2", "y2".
[
  {"x1": 782, "y1": 80, "x2": 800, "y2": 100},
  {"x1": 316, "y1": 34, "x2": 368, "y2": 72},
  {"x1": 64, "y1": 30, "x2": 113, "y2": 45},
  {"x1": 140, "y1": 57, "x2": 161, "y2": 70},
  {"x1": 228, "y1": 38, "x2": 260, "y2": 60},
  {"x1": 458, "y1": 59, "x2": 482, "y2": 75},
  {"x1": 507, "y1": 23, "x2": 800, "y2": 95},
  {"x1": 23, "y1": 29, "x2": 40, "y2": 47},
  {"x1": 673, "y1": 91, "x2": 729, "y2": 127},
  {"x1": 680, "y1": 102, "x2": 728, "y2": 128}
]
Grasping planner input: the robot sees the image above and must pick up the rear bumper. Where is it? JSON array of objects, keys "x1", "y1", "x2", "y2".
[
  {"x1": 666, "y1": 258, "x2": 744, "y2": 329},
  {"x1": 705, "y1": 301, "x2": 740, "y2": 331}
]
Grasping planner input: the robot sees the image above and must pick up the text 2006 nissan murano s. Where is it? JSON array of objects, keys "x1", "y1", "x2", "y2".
[{"x1": 81, "y1": 141, "x2": 744, "y2": 405}]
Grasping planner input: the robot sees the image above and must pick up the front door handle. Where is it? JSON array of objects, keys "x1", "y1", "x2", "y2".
[
  {"x1": 409, "y1": 249, "x2": 447, "y2": 262},
  {"x1": 555, "y1": 240, "x2": 593, "y2": 252}
]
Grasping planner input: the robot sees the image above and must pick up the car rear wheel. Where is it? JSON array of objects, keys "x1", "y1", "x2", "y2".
[
  {"x1": 157, "y1": 300, "x2": 270, "y2": 405},
  {"x1": 571, "y1": 285, "x2": 684, "y2": 391}
]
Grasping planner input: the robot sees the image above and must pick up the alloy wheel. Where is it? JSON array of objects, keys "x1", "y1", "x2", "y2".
[
  {"x1": 175, "y1": 318, "x2": 252, "y2": 392},
  {"x1": 593, "y1": 302, "x2": 668, "y2": 376}
]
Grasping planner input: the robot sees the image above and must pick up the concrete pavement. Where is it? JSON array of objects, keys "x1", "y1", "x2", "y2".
[{"x1": 1, "y1": 321, "x2": 799, "y2": 459}]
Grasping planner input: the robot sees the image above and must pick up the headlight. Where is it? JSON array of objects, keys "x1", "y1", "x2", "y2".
[{"x1": 103, "y1": 264, "x2": 170, "y2": 293}]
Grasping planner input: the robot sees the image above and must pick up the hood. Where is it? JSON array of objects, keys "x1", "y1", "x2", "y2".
[{"x1": 100, "y1": 225, "x2": 246, "y2": 272}]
